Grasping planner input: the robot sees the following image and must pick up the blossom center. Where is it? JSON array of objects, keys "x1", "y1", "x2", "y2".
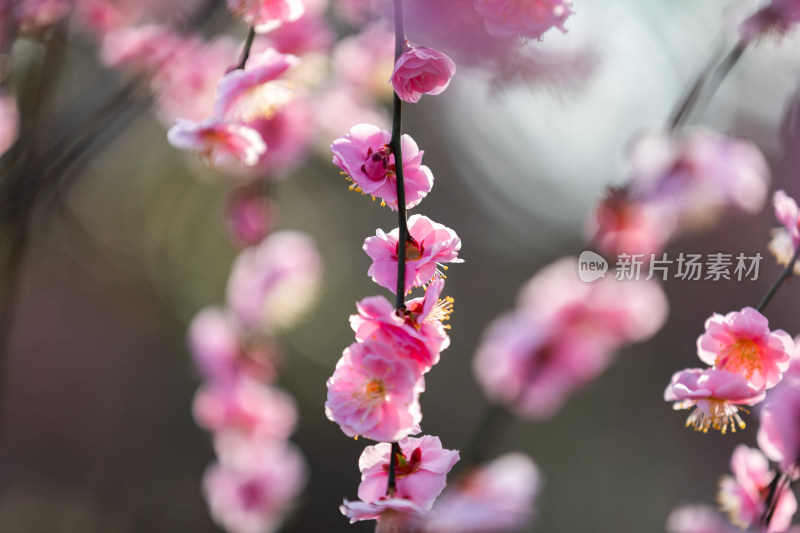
[
  {"x1": 363, "y1": 379, "x2": 386, "y2": 403},
  {"x1": 382, "y1": 447, "x2": 422, "y2": 478},
  {"x1": 360, "y1": 145, "x2": 395, "y2": 181},
  {"x1": 685, "y1": 398, "x2": 746, "y2": 434},
  {"x1": 404, "y1": 237, "x2": 424, "y2": 261},
  {"x1": 717, "y1": 339, "x2": 761, "y2": 379}
]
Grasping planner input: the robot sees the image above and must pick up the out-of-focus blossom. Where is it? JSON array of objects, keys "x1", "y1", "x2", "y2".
[
  {"x1": 475, "y1": 257, "x2": 668, "y2": 419},
  {"x1": 330, "y1": 124, "x2": 434, "y2": 211},
  {"x1": 225, "y1": 188, "x2": 275, "y2": 247},
  {"x1": 100, "y1": 24, "x2": 184, "y2": 76},
  {"x1": 167, "y1": 117, "x2": 267, "y2": 169},
  {"x1": 424, "y1": 452, "x2": 541, "y2": 533},
  {"x1": 718, "y1": 445, "x2": 797, "y2": 532},
  {"x1": 758, "y1": 348, "x2": 800, "y2": 474},
  {"x1": 204, "y1": 437, "x2": 306, "y2": 533},
  {"x1": 255, "y1": 12, "x2": 334, "y2": 57},
  {"x1": 193, "y1": 378, "x2": 297, "y2": 440},
  {"x1": 15, "y1": 0, "x2": 73, "y2": 34},
  {"x1": 391, "y1": 46, "x2": 456, "y2": 104},
  {"x1": 226, "y1": 0, "x2": 305, "y2": 33},
  {"x1": 332, "y1": 23, "x2": 395, "y2": 101},
  {"x1": 767, "y1": 190, "x2": 800, "y2": 275},
  {"x1": 665, "y1": 505, "x2": 740, "y2": 533},
  {"x1": 350, "y1": 275, "x2": 452, "y2": 372},
  {"x1": 153, "y1": 35, "x2": 238, "y2": 125},
  {"x1": 242, "y1": 98, "x2": 314, "y2": 177},
  {"x1": 215, "y1": 49, "x2": 298, "y2": 123},
  {"x1": 473, "y1": 0, "x2": 573, "y2": 40},
  {"x1": 697, "y1": 307, "x2": 793, "y2": 391},
  {"x1": 364, "y1": 215, "x2": 463, "y2": 294},
  {"x1": 473, "y1": 310, "x2": 612, "y2": 419},
  {"x1": 518, "y1": 257, "x2": 669, "y2": 346},
  {"x1": 325, "y1": 341, "x2": 425, "y2": 442},
  {"x1": 357, "y1": 436, "x2": 460, "y2": 510},
  {"x1": 741, "y1": 0, "x2": 800, "y2": 41},
  {"x1": 664, "y1": 368, "x2": 765, "y2": 434},
  {"x1": 340, "y1": 497, "x2": 428, "y2": 526},
  {"x1": 586, "y1": 186, "x2": 672, "y2": 257},
  {"x1": 627, "y1": 128, "x2": 770, "y2": 229},
  {"x1": 188, "y1": 306, "x2": 278, "y2": 384},
  {"x1": 226, "y1": 230, "x2": 323, "y2": 330},
  {"x1": 0, "y1": 91, "x2": 19, "y2": 157},
  {"x1": 312, "y1": 85, "x2": 391, "y2": 150}
]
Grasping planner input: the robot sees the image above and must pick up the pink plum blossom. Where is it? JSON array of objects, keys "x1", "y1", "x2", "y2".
[
  {"x1": 167, "y1": 117, "x2": 267, "y2": 169},
  {"x1": 226, "y1": 230, "x2": 323, "y2": 330},
  {"x1": 226, "y1": 0, "x2": 305, "y2": 33},
  {"x1": 100, "y1": 24, "x2": 184, "y2": 76},
  {"x1": 391, "y1": 46, "x2": 456, "y2": 104},
  {"x1": 767, "y1": 190, "x2": 800, "y2": 275},
  {"x1": 332, "y1": 23, "x2": 395, "y2": 101},
  {"x1": 193, "y1": 378, "x2": 297, "y2": 441},
  {"x1": 741, "y1": 0, "x2": 800, "y2": 40},
  {"x1": 664, "y1": 368, "x2": 766, "y2": 434},
  {"x1": 325, "y1": 341, "x2": 425, "y2": 442},
  {"x1": 225, "y1": 188, "x2": 275, "y2": 247},
  {"x1": 0, "y1": 91, "x2": 19, "y2": 157},
  {"x1": 357, "y1": 435, "x2": 460, "y2": 510},
  {"x1": 626, "y1": 128, "x2": 770, "y2": 231},
  {"x1": 214, "y1": 49, "x2": 298, "y2": 123},
  {"x1": 424, "y1": 452, "x2": 541, "y2": 533},
  {"x1": 340, "y1": 497, "x2": 428, "y2": 527},
  {"x1": 187, "y1": 306, "x2": 278, "y2": 384},
  {"x1": 586, "y1": 186, "x2": 672, "y2": 257},
  {"x1": 15, "y1": 0, "x2": 73, "y2": 34},
  {"x1": 254, "y1": 12, "x2": 334, "y2": 57},
  {"x1": 518, "y1": 257, "x2": 669, "y2": 347},
  {"x1": 758, "y1": 350, "x2": 800, "y2": 474},
  {"x1": 717, "y1": 445, "x2": 797, "y2": 532},
  {"x1": 350, "y1": 275, "x2": 452, "y2": 372},
  {"x1": 473, "y1": 0, "x2": 573, "y2": 40},
  {"x1": 697, "y1": 307, "x2": 793, "y2": 391},
  {"x1": 665, "y1": 505, "x2": 740, "y2": 533},
  {"x1": 330, "y1": 124, "x2": 434, "y2": 211},
  {"x1": 473, "y1": 309, "x2": 614, "y2": 419},
  {"x1": 364, "y1": 214, "x2": 463, "y2": 294},
  {"x1": 204, "y1": 438, "x2": 307, "y2": 533}
]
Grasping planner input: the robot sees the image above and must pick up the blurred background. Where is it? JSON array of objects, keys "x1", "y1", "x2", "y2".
[{"x1": 1, "y1": 0, "x2": 800, "y2": 531}]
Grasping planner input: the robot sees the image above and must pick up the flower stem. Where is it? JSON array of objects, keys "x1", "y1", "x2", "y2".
[
  {"x1": 387, "y1": 441, "x2": 401, "y2": 495},
  {"x1": 390, "y1": 0, "x2": 408, "y2": 310},
  {"x1": 235, "y1": 25, "x2": 257, "y2": 71},
  {"x1": 668, "y1": 36, "x2": 748, "y2": 131},
  {"x1": 756, "y1": 245, "x2": 800, "y2": 313}
]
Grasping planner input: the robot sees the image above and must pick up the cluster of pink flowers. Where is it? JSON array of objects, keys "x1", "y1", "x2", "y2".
[
  {"x1": 587, "y1": 128, "x2": 770, "y2": 258},
  {"x1": 323, "y1": 16, "x2": 472, "y2": 527},
  {"x1": 473, "y1": 257, "x2": 668, "y2": 419},
  {"x1": 665, "y1": 340, "x2": 800, "y2": 532},
  {"x1": 664, "y1": 307, "x2": 793, "y2": 434},
  {"x1": 187, "y1": 230, "x2": 322, "y2": 532}
]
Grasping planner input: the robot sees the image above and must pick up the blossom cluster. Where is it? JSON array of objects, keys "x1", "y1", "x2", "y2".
[{"x1": 187, "y1": 230, "x2": 322, "y2": 533}]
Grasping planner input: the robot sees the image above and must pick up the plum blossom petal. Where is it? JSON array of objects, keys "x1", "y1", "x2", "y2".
[
  {"x1": 340, "y1": 497, "x2": 428, "y2": 526},
  {"x1": 204, "y1": 437, "x2": 307, "y2": 533},
  {"x1": 357, "y1": 436, "x2": 460, "y2": 510},
  {"x1": 717, "y1": 445, "x2": 797, "y2": 532},
  {"x1": 226, "y1": 230, "x2": 323, "y2": 330},
  {"x1": 664, "y1": 368, "x2": 766, "y2": 434},
  {"x1": 0, "y1": 91, "x2": 19, "y2": 157},
  {"x1": 364, "y1": 215, "x2": 463, "y2": 294},
  {"x1": 767, "y1": 190, "x2": 800, "y2": 275},
  {"x1": 665, "y1": 505, "x2": 741, "y2": 533},
  {"x1": 325, "y1": 341, "x2": 425, "y2": 442},
  {"x1": 331, "y1": 124, "x2": 434, "y2": 211},
  {"x1": 473, "y1": 0, "x2": 574, "y2": 40},
  {"x1": 167, "y1": 117, "x2": 267, "y2": 169},
  {"x1": 226, "y1": 0, "x2": 305, "y2": 33},
  {"x1": 215, "y1": 49, "x2": 298, "y2": 123},
  {"x1": 424, "y1": 452, "x2": 541, "y2": 533},
  {"x1": 391, "y1": 46, "x2": 456, "y2": 104},
  {"x1": 350, "y1": 275, "x2": 452, "y2": 372},
  {"x1": 758, "y1": 346, "x2": 800, "y2": 474},
  {"x1": 697, "y1": 307, "x2": 793, "y2": 390}
]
